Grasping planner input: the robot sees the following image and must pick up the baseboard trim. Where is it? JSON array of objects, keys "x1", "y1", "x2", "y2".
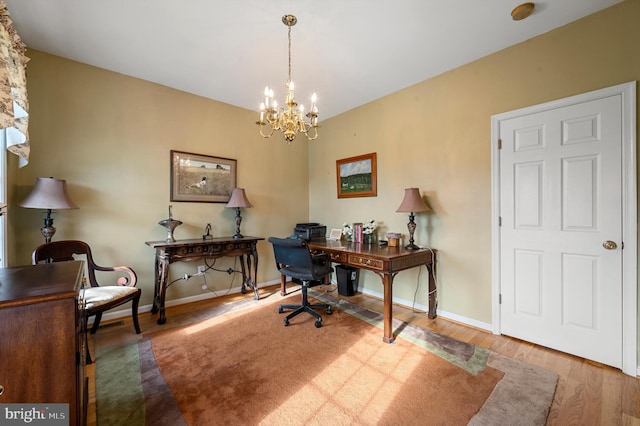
[
  {"x1": 353, "y1": 285, "x2": 493, "y2": 333},
  {"x1": 93, "y1": 278, "x2": 282, "y2": 324}
]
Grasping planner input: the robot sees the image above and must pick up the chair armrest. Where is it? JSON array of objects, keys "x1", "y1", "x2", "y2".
[
  {"x1": 89, "y1": 264, "x2": 138, "y2": 287},
  {"x1": 113, "y1": 266, "x2": 137, "y2": 287}
]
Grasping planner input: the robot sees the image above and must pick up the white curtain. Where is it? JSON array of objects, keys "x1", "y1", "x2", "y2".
[{"x1": 0, "y1": 1, "x2": 28, "y2": 167}]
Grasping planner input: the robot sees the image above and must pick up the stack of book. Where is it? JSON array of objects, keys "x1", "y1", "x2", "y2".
[{"x1": 353, "y1": 223, "x2": 363, "y2": 243}]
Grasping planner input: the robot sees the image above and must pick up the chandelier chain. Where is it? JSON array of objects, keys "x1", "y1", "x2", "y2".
[{"x1": 287, "y1": 25, "x2": 292, "y2": 84}]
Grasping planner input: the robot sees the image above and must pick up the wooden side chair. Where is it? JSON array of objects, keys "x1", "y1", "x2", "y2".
[{"x1": 32, "y1": 240, "x2": 141, "y2": 363}]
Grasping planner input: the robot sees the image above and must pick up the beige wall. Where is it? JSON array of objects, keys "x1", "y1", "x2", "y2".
[
  {"x1": 7, "y1": 1, "x2": 639, "y2": 338},
  {"x1": 11, "y1": 51, "x2": 311, "y2": 307},
  {"x1": 310, "y1": 0, "x2": 640, "y2": 325}
]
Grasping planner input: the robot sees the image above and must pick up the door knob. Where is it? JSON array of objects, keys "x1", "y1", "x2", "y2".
[{"x1": 602, "y1": 240, "x2": 617, "y2": 250}]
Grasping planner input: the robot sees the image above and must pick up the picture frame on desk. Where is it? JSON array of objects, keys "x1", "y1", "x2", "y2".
[
  {"x1": 336, "y1": 152, "x2": 377, "y2": 198},
  {"x1": 328, "y1": 228, "x2": 343, "y2": 240},
  {"x1": 170, "y1": 150, "x2": 237, "y2": 203}
]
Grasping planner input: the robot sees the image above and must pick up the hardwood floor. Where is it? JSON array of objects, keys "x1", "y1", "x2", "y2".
[{"x1": 86, "y1": 283, "x2": 640, "y2": 426}]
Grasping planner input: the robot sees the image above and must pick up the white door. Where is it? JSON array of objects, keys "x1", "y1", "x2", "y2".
[{"x1": 494, "y1": 83, "x2": 636, "y2": 370}]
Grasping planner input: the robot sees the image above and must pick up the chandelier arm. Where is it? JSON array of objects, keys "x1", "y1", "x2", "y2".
[
  {"x1": 302, "y1": 127, "x2": 319, "y2": 141},
  {"x1": 258, "y1": 122, "x2": 276, "y2": 139}
]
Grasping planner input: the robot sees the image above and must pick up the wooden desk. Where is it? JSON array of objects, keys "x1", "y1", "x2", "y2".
[
  {"x1": 0, "y1": 261, "x2": 87, "y2": 426},
  {"x1": 303, "y1": 240, "x2": 437, "y2": 344},
  {"x1": 145, "y1": 236, "x2": 264, "y2": 324}
]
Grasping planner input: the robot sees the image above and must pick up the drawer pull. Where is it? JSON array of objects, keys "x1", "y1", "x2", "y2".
[{"x1": 0, "y1": 384, "x2": 4, "y2": 396}]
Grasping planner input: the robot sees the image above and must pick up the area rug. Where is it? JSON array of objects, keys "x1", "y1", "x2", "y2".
[{"x1": 96, "y1": 290, "x2": 557, "y2": 425}]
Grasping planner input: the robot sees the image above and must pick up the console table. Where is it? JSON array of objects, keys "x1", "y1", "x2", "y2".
[
  {"x1": 145, "y1": 236, "x2": 264, "y2": 324},
  {"x1": 305, "y1": 240, "x2": 437, "y2": 344}
]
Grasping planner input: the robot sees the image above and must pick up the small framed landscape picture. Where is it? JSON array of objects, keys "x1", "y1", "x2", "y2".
[
  {"x1": 170, "y1": 150, "x2": 237, "y2": 203},
  {"x1": 336, "y1": 152, "x2": 377, "y2": 198}
]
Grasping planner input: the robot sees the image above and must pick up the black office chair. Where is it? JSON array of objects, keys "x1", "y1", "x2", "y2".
[{"x1": 268, "y1": 237, "x2": 333, "y2": 328}]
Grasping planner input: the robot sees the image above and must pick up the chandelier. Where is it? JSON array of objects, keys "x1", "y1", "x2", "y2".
[{"x1": 257, "y1": 15, "x2": 319, "y2": 143}]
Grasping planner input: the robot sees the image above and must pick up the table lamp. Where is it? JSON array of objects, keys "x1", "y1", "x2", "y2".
[
  {"x1": 395, "y1": 187, "x2": 429, "y2": 250},
  {"x1": 225, "y1": 188, "x2": 253, "y2": 239},
  {"x1": 20, "y1": 177, "x2": 79, "y2": 242}
]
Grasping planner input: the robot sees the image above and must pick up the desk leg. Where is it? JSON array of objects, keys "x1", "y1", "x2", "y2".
[
  {"x1": 151, "y1": 254, "x2": 161, "y2": 314},
  {"x1": 153, "y1": 252, "x2": 169, "y2": 325},
  {"x1": 239, "y1": 251, "x2": 260, "y2": 300},
  {"x1": 239, "y1": 254, "x2": 248, "y2": 295},
  {"x1": 427, "y1": 261, "x2": 437, "y2": 319},
  {"x1": 250, "y1": 249, "x2": 259, "y2": 300},
  {"x1": 382, "y1": 273, "x2": 395, "y2": 344},
  {"x1": 280, "y1": 273, "x2": 287, "y2": 296}
]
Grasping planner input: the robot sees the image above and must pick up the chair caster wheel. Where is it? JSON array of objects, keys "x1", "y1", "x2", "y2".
[
  {"x1": 278, "y1": 306, "x2": 284, "y2": 314},
  {"x1": 284, "y1": 318, "x2": 289, "y2": 326},
  {"x1": 326, "y1": 306, "x2": 333, "y2": 315},
  {"x1": 315, "y1": 320, "x2": 322, "y2": 328}
]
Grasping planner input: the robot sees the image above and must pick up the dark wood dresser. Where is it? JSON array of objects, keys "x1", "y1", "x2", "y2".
[{"x1": 0, "y1": 261, "x2": 87, "y2": 426}]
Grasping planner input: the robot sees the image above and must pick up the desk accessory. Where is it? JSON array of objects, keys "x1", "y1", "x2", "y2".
[
  {"x1": 202, "y1": 223, "x2": 213, "y2": 240},
  {"x1": 294, "y1": 223, "x2": 326, "y2": 241},
  {"x1": 158, "y1": 205, "x2": 182, "y2": 243},
  {"x1": 386, "y1": 232, "x2": 401, "y2": 247},
  {"x1": 328, "y1": 228, "x2": 343, "y2": 240}
]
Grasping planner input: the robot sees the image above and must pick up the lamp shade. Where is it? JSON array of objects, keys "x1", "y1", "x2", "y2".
[
  {"x1": 225, "y1": 188, "x2": 253, "y2": 209},
  {"x1": 20, "y1": 177, "x2": 79, "y2": 210},
  {"x1": 395, "y1": 188, "x2": 428, "y2": 213}
]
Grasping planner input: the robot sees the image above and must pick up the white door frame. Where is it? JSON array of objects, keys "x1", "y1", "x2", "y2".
[{"x1": 491, "y1": 81, "x2": 637, "y2": 376}]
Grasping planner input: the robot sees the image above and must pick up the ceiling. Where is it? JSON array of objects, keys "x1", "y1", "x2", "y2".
[{"x1": 4, "y1": 0, "x2": 621, "y2": 120}]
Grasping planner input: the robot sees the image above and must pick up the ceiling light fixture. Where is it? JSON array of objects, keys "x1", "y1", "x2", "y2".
[
  {"x1": 257, "y1": 15, "x2": 319, "y2": 143},
  {"x1": 511, "y1": 2, "x2": 535, "y2": 21}
]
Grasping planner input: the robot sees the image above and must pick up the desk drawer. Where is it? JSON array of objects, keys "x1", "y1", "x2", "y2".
[
  {"x1": 348, "y1": 255, "x2": 384, "y2": 271},
  {"x1": 312, "y1": 249, "x2": 347, "y2": 263}
]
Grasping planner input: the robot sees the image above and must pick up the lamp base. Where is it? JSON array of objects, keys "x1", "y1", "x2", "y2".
[
  {"x1": 405, "y1": 212, "x2": 419, "y2": 251},
  {"x1": 41, "y1": 225, "x2": 56, "y2": 244},
  {"x1": 233, "y1": 207, "x2": 244, "y2": 239},
  {"x1": 41, "y1": 209, "x2": 56, "y2": 243}
]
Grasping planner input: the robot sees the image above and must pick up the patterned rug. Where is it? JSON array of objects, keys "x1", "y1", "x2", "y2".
[{"x1": 96, "y1": 289, "x2": 557, "y2": 425}]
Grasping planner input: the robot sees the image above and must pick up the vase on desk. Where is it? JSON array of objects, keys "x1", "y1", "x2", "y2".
[{"x1": 363, "y1": 233, "x2": 376, "y2": 244}]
